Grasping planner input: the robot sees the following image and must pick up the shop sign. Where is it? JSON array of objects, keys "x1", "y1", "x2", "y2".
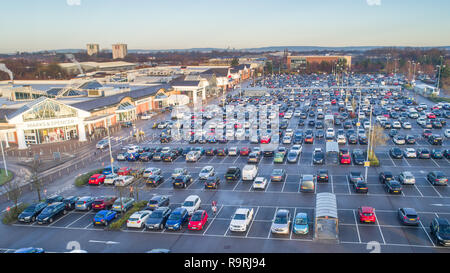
[{"x1": 24, "y1": 119, "x2": 77, "y2": 129}]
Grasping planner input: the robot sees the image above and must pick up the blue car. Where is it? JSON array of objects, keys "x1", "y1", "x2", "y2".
[
  {"x1": 165, "y1": 207, "x2": 189, "y2": 231},
  {"x1": 93, "y1": 210, "x2": 117, "y2": 226},
  {"x1": 102, "y1": 166, "x2": 119, "y2": 175},
  {"x1": 14, "y1": 247, "x2": 45, "y2": 253},
  {"x1": 126, "y1": 152, "x2": 140, "y2": 162},
  {"x1": 293, "y1": 212, "x2": 309, "y2": 235}
]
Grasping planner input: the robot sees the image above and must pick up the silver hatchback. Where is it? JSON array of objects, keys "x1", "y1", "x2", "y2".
[{"x1": 271, "y1": 209, "x2": 291, "y2": 235}]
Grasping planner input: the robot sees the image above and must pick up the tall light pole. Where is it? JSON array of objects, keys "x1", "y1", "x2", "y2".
[
  {"x1": 436, "y1": 56, "x2": 444, "y2": 91},
  {"x1": 365, "y1": 104, "x2": 373, "y2": 183},
  {"x1": 0, "y1": 135, "x2": 8, "y2": 175},
  {"x1": 106, "y1": 119, "x2": 114, "y2": 175}
]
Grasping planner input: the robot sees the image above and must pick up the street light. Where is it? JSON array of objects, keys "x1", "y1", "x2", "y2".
[{"x1": 365, "y1": 104, "x2": 373, "y2": 183}]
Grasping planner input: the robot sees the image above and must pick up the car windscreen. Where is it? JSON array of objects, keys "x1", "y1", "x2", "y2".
[
  {"x1": 191, "y1": 213, "x2": 203, "y2": 221},
  {"x1": 150, "y1": 211, "x2": 163, "y2": 218},
  {"x1": 233, "y1": 214, "x2": 246, "y2": 220},
  {"x1": 295, "y1": 218, "x2": 307, "y2": 225},
  {"x1": 168, "y1": 214, "x2": 181, "y2": 220},
  {"x1": 183, "y1": 201, "x2": 194, "y2": 207},
  {"x1": 274, "y1": 216, "x2": 288, "y2": 224},
  {"x1": 23, "y1": 205, "x2": 37, "y2": 212}
]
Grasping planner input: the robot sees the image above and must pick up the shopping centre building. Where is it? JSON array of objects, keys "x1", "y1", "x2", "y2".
[{"x1": 0, "y1": 84, "x2": 171, "y2": 149}]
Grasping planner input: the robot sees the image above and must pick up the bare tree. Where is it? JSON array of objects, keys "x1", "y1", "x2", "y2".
[
  {"x1": 29, "y1": 159, "x2": 43, "y2": 201},
  {"x1": 4, "y1": 175, "x2": 22, "y2": 214},
  {"x1": 368, "y1": 124, "x2": 389, "y2": 156}
]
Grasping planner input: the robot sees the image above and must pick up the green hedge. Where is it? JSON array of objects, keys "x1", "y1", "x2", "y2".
[
  {"x1": 74, "y1": 169, "x2": 105, "y2": 187},
  {"x1": 108, "y1": 200, "x2": 148, "y2": 230},
  {"x1": 428, "y1": 96, "x2": 450, "y2": 103},
  {"x1": 2, "y1": 203, "x2": 29, "y2": 225}
]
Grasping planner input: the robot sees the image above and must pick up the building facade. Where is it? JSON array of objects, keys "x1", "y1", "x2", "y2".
[
  {"x1": 112, "y1": 44, "x2": 128, "y2": 59},
  {"x1": 87, "y1": 44, "x2": 100, "y2": 56},
  {"x1": 287, "y1": 55, "x2": 352, "y2": 71}
]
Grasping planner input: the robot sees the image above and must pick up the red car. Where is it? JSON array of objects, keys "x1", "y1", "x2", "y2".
[
  {"x1": 117, "y1": 167, "x2": 132, "y2": 176},
  {"x1": 331, "y1": 99, "x2": 337, "y2": 105},
  {"x1": 358, "y1": 207, "x2": 376, "y2": 223},
  {"x1": 340, "y1": 154, "x2": 351, "y2": 165},
  {"x1": 240, "y1": 147, "x2": 251, "y2": 156},
  {"x1": 427, "y1": 113, "x2": 436, "y2": 119},
  {"x1": 92, "y1": 196, "x2": 118, "y2": 210},
  {"x1": 260, "y1": 136, "x2": 271, "y2": 144},
  {"x1": 304, "y1": 135, "x2": 314, "y2": 144},
  {"x1": 422, "y1": 129, "x2": 433, "y2": 138},
  {"x1": 88, "y1": 174, "x2": 106, "y2": 185},
  {"x1": 188, "y1": 210, "x2": 208, "y2": 230}
]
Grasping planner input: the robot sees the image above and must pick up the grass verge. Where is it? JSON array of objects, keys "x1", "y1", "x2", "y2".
[
  {"x1": 0, "y1": 169, "x2": 14, "y2": 186},
  {"x1": 108, "y1": 200, "x2": 148, "y2": 230},
  {"x1": 74, "y1": 169, "x2": 105, "y2": 187},
  {"x1": 2, "y1": 203, "x2": 29, "y2": 225}
]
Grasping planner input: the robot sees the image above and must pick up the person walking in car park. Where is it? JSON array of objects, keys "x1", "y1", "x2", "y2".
[
  {"x1": 129, "y1": 186, "x2": 134, "y2": 198},
  {"x1": 212, "y1": 200, "x2": 217, "y2": 214}
]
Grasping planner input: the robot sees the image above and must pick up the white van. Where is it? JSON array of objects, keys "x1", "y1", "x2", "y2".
[{"x1": 242, "y1": 165, "x2": 258, "y2": 181}]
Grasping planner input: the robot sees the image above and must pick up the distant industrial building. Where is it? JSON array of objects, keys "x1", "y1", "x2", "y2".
[
  {"x1": 86, "y1": 44, "x2": 100, "y2": 56},
  {"x1": 287, "y1": 55, "x2": 352, "y2": 71},
  {"x1": 112, "y1": 44, "x2": 128, "y2": 59}
]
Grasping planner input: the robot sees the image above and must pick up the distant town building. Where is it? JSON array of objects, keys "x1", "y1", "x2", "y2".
[
  {"x1": 112, "y1": 44, "x2": 128, "y2": 59},
  {"x1": 287, "y1": 55, "x2": 352, "y2": 71},
  {"x1": 86, "y1": 44, "x2": 100, "y2": 56}
]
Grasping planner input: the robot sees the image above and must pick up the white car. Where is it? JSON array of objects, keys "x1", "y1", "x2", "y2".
[
  {"x1": 181, "y1": 195, "x2": 201, "y2": 216},
  {"x1": 235, "y1": 129, "x2": 245, "y2": 139},
  {"x1": 199, "y1": 166, "x2": 215, "y2": 180},
  {"x1": 104, "y1": 173, "x2": 119, "y2": 185},
  {"x1": 291, "y1": 145, "x2": 303, "y2": 154},
  {"x1": 404, "y1": 148, "x2": 417, "y2": 158},
  {"x1": 161, "y1": 147, "x2": 171, "y2": 154},
  {"x1": 337, "y1": 135, "x2": 347, "y2": 145},
  {"x1": 392, "y1": 121, "x2": 401, "y2": 129},
  {"x1": 445, "y1": 129, "x2": 450, "y2": 138},
  {"x1": 242, "y1": 165, "x2": 258, "y2": 181},
  {"x1": 282, "y1": 136, "x2": 292, "y2": 144},
  {"x1": 399, "y1": 171, "x2": 416, "y2": 185},
  {"x1": 96, "y1": 139, "x2": 109, "y2": 149},
  {"x1": 127, "y1": 145, "x2": 140, "y2": 154},
  {"x1": 402, "y1": 122, "x2": 412, "y2": 129},
  {"x1": 285, "y1": 129, "x2": 294, "y2": 137},
  {"x1": 229, "y1": 208, "x2": 254, "y2": 232},
  {"x1": 127, "y1": 211, "x2": 152, "y2": 228},
  {"x1": 228, "y1": 147, "x2": 239, "y2": 156},
  {"x1": 141, "y1": 112, "x2": 156, "y2": 120},
  {"x1": 252, "y1": 177, "x2": 268, "y2": 190},
  {"x1": 172, "y1": 168, "x2": 188, "y2": 179},
  {"x1": 326, "y1": 128, "x2": 335, "y2": 139},
  {"x1": 113, "y1": 176, "x2": 134, "y2": 186},
  {"x1": 143, "y1": 167, "x2": 161, "y2": 178},
  {"x1": 186, "y1": 151, "x2": 201, "y2": 162}
]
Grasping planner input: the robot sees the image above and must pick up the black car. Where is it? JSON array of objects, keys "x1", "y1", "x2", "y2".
[
  {"x1": 359, "y1": 135, "x2": 368, "y2": 145},
  {"x1": 146, "y1": 175, "x2": 164, "y2": 187},
  {"x1": 162, "y1": 152, "x2": 178, "y2": 162},
  {"x1": 354, "y1": 181, "x2": 368, "y2": 193},
  {"x1": 317, "y1": 169, "x2": 329, "y2": 182},
  {"x1": 431, "y1": 149, "x2": 444, "y2": 159},
  {"x1": 389, "y1": 147, "x2": 403, "y2": 159},
  {"x1": 348, "y1": 171, "x2": 364, "y2": 184},
  {"x1": 308, "y1": 120, "x2": 315, "y2": 127},
  {"x1": 205, "y1": 148, "x2": 217, "y2": 156},
  {"x1": 160, "y1": 135, "x2": 172, "y2": 143},
  {"x1": 145, "y1": 207, "x2": 172, "y2": 230},
  {"x1": 348, "y1": 134, "x2": 358, "y2": 144},
  {"x1": 385, "y1": 180, "x2": 402, "y2": 194},
  {"x1": 313, "y1": 149, "x2": 325, "y2": 165},
  {"x1": 205, "y1": 175, "x2": 221, "y2": 189},
  {"x1": 146, "y1": 195, "x2": 170, "y2": 210},
  {"x1": 417, "y1": 148, "x2": 431, "y2": 159},
  {"x1": 225, "y1": 167, "x2": 241, "y2": 181},
  {"x1": 36, "y1": 202, "x2": 67, "y2": 224},
  {"x1": 430, "y1": 218, "x2": 450, "y2": 246},
  {"x1": 379, "y1": 171, "x2": 394, "y2": 183},
  {"x1": 45, "y1": 195, "x2": 64, "y2": 204},
  {"x1": 428, "y1": 135, "x2": 443, "y2": 145},
  {"x1": 405, "y1": 135, "x2": 416, "y2": 144},
  {"x1": 139, "y1": 152, "x2": 153, "y2": 162},
  {"x1": 62, "y1": 196, "x2": 79, "y2": 210},
  {"x1": 427, "y1": 171, "x2": 448, "y2": 186},
  {"x1": 18, "y1": 202, "x2": 48, "y2": 223},
  {"x1": 172, "y1": 175, "x2": 193, "y2": 188},
  {"x1": 297, "y1": 119, "x2": 305, "y2": 127},
  {"x1": 445, "y1": 149, "x2": 450, "y2": 159},
  {"x1": 352, "y1": 149, "x2": 365, "y2": 165}
]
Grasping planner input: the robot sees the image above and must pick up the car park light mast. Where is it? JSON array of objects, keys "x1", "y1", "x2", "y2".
[
  {"x1": 365, "y1": 104, "x2": 373, "y2": 182},
  {"x1": 106, "y1": 119, "x2": 114, "y2": 175}
]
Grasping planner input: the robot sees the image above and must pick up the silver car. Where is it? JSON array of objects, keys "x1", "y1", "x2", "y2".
[
  {"x1": 271, "y1": 209, "x2": 291, "y2": 234},
  {"x1": 199, "y1": 166, "x2": 215, "y2": 180},
  {"x1": 398, "y1": 171, "x2": 415, "y2": 185}
]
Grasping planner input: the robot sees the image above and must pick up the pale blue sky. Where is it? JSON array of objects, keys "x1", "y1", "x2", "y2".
[{"x1": 0, "y1": 0, "x2": 449, "y2": 53}]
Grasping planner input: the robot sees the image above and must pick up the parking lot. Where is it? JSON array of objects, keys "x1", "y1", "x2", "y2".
[{"x1": 3, "y1": 75, "x2": 450, "y2": 253}]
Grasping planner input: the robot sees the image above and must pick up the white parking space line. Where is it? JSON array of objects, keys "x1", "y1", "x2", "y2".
[
  {"x1": 430, "y1": 158, "x2": 440, "y2": 168},
  {"x1": 403, "y1": 158, "x2": 411, "y2": 167},
  {"x1": 246, "y1": 206, "x2": 260, "y2": 238},
  {"x1": 290, "y1": 207, "x2": 297, "y2": 240},
  {"x1": 430, "y1": 185, "x2": 443, "y2": 198},
  {"x1": 48, "y1": 212, "x2": 76, "y2": 227},
  {"x1": 352, "y1": 209, "x2": 362, "y2": 243},
  {"x1": 375, "y1": 212, "x2": 386, "y2": 245},
  {"x1": 203, "y1": 205, "x2": 224, "y2": 235},
  {"x1": 266, "y1": 207, "x2": 278, "y2": 239},
  {"x1": 330, "y1": 175, "x2": 334, "y2": 194},
  {"x1": 232, "y1": 180, "x2": 241, "y2": 191},
  {"x1": 419, "y1": 220, "x2": 435, "y2": 247},
  {"x1": 414, "y1": 184, "x2": 424, "y2": 197},
  {"x1": 346, "y1": 178, "x2": 352, "y2": 195}
]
